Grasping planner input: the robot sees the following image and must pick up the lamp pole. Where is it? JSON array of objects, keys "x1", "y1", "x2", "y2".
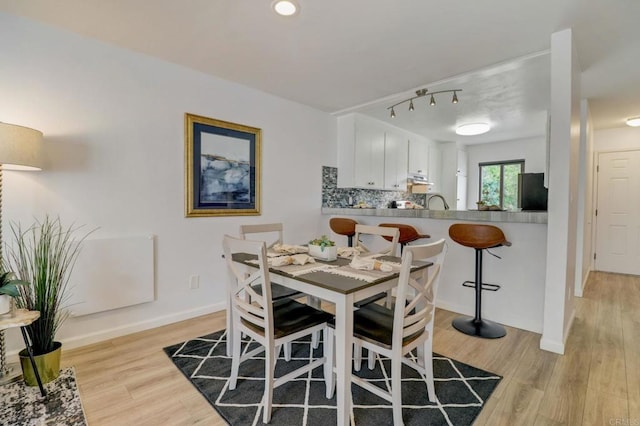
[{"x1": 0, "y1": 122, "x2": 44, "y2": 384}]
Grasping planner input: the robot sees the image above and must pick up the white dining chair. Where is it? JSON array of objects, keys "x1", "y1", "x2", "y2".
[
  {"x1": 240, "y1": 223, "x2": 321, "y2": 357},
  {"x1": 353, "y1": 224, "x2": 400, "y2": 257},
  {"x1": 223, "y1": 235, "x2": 333, "y2": 424},
  {"x1": 325, "y1": 239, "x2": 447, "y2": 426},
  {"x1": 240, "y1": 223, "x2": 306, "y2": 301},
  {"x1": 352, "y1": 224, "x2": 401, "y2": 308}
]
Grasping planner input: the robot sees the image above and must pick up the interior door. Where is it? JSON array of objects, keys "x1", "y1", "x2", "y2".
[{"x1": 595, "y1": 150, "x2": 640, "y2": 274}]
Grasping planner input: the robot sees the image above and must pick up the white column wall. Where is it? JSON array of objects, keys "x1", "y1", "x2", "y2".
[
  {"x1": 541, "y1": 28, "x2": 581, "y2": 354},
  {"x1": 0, "y1": 13, "x2": 335, "y2": 354}
]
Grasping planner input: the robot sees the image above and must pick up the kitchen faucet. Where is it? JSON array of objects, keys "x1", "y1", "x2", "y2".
[{"x1": 427, "y1": 194, "x2": 450, "y2": 210}]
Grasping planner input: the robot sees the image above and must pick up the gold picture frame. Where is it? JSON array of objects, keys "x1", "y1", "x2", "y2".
[{"x1": 185, "y1": 113, "x2": 261, "y2": 217}]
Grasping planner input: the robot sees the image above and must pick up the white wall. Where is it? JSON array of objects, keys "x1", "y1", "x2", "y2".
[
  {"x1": 465, "y1": 137, "x2": 546, "y2": 209},
  {"x1": 0, "y1": 13, "x2": 335, "y2": 354},
  {"x1": 575, "y1": 100, "x2": 595, "y2": 297},
  {"x1": 594, "y1": 126, "x2": 640, "y2": 151}
]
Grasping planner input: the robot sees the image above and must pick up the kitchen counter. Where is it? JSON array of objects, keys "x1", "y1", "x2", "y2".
[
  {"x1": 321, "y1": 207, "x2": 547, "y2": 224},
  {"x1": 321, "y1": 208, "x2": 548, "y2": 333}
]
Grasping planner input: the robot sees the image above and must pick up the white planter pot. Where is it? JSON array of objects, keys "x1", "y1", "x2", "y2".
[
  {"x1": 0, "y1": 295, "x2": 11, "y2": 315},
  {"x1": 308, "y1": 244, "x2": 337, "y2": 261}
]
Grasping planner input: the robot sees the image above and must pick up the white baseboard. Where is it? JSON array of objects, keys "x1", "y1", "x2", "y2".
[
  {"x1": 540, "y1": 308, "x2": 575, "y2": 355},
  {"x1": 575, "y1": 269, "x2": 591, "y2": 297},
  {"x1": 539, "y1": 337, "x2": 564, "y2": 354},
  {"x1": 4, "y1": 302, "x2": 226, "y2": 362}
]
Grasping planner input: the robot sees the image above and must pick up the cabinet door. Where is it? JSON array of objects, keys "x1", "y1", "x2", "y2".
[
  {"x1": 354, "y1": 119, "x2": 385, "y2": 188},
  {"x1": 408, "y1": 138, "x2": 429, "y2": 175},
  {"x1": 384, "y1": 131, "x2": 408, "y2": 190}
]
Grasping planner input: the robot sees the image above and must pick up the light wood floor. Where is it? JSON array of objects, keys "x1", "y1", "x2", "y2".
[{"x1": 62, "y1": 271, "x2": 640, "y2": 425}]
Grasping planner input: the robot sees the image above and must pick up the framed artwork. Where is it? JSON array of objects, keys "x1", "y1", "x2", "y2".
[{"x1": 185, "y1": 113, "x2": 261, "y2": 217}]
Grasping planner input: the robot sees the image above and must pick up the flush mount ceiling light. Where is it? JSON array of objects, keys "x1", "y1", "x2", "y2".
[
  {"x1": 271, "y1": 0, "x2": 299, "y2": 16},
  {"x1": 626, "y1": 117, "x2": 640, "y2": 127},
  {"x1": 388, "y1": 88, "x2": 461, "y2": 118},
  {"x1": 456, "y1": 122, "x2": 491, "y2": 136}
]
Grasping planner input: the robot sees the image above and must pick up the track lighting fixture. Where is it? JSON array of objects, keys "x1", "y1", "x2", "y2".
[{"x1": 388, "y1": 88, "x2": 462, "y2": 118}]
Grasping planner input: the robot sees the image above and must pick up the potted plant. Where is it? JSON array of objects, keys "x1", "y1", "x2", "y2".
[
  {"x1": 4, "y1": 215, "x2": 92, "y2": 385},
  {"x1": 0, "y1": 271, "x2": 29, "y2": 315},
  {"x1": 308, "y1": 235, "x2": 337, "y2": 261}
]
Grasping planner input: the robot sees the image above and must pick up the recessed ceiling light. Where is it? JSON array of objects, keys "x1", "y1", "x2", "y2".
[
  {"x1": 456, "y1": 123, "x2": 490, "y2": 136},
  {"x1": 272, "y1": 0, "x2": 299, "y2": 16},
  {"x1": 626, "y1": 117, "x2": 640, "y2": 127}
]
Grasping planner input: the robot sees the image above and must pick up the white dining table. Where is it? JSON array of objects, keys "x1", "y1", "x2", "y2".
[{"x1": 228, "y1": 253, "x2": 430, "y2": 426}]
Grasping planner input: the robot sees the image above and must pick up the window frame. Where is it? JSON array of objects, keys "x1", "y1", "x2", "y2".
[{"x1": 478, "y1": 159, "x2": 525, "y2": 210}]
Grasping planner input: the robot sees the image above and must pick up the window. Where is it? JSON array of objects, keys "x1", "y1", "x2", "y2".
[{"x1": 479, "y1": 160, "x2": 524, "y2": 210}]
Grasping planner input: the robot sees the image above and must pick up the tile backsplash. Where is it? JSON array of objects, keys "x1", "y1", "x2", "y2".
[{"x1": 322, "y1": 166, "x2": 427, "y2": 208}]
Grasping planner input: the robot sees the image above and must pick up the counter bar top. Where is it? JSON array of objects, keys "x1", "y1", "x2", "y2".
[{"x1": 321, "y1": 207, "x2": 548, "y2": 224}]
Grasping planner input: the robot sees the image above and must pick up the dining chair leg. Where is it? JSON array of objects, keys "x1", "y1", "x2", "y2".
[
  {"x1": 324, "y1": 327, "x2": 335, "y2": 399},
  {"x1": 263, "y1": 344, "x2": 276, "y2": 424},
  {"x1": 284, "y1": 342, "x2": 292, "y2": 361},
  {"x1": 423, "y1": 340, "x2": 435, "y2": 402},
  {"x1": 391, "y1": 355, "x2": 404, "y2": 426},
  {"x1": 306, "y1": 296, "x2": 322, "y2": 350},
  {"x1": 229, "y1": 328, "x2": 242, "y2": 390},
  {"x1": 367, "y1": 348, "x2": 376, "y2": 370},
  {"x1": 353, "y1": 342, "x2": 362, "y2": 371}
]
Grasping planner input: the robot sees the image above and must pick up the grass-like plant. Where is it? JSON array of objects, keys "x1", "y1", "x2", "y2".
[{"x1": 4, "y1": 216, "x2": 93, "y2": 355}]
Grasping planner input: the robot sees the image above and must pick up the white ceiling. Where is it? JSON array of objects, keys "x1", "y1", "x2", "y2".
[{"x1": 1, "y1": 0, "x2": 639, "y2": 143}]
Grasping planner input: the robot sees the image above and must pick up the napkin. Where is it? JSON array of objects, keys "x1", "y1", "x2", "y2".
[
  {"x1": 349, "y1": 256, "x2": 393, "y2": 272},
  {"x1": 337, "y1": 246, "x2": 363, "y2": 258},
  {"x1": 270, "y1": 254, "x2": 316, "y2": 266},
  {"x1": 271, "y1": 243, "x2": 309, "y2": 254}
]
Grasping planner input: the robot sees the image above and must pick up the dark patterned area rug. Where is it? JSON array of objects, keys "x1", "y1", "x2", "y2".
[
  {"x1": 0, "y1": 367, "x2": 87, "y2": 426},
  {"x1": 164, "y1": 330, "x2": 501, "y2": 426}
]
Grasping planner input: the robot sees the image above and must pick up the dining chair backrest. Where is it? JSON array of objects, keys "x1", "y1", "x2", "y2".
[
  {"x1": 391, "y1": 239, "x2": 447, "y2": 349},
  {"x1": 239, "y1": 223, "x2": 284, "y2": 249},
  {"x1": 354, "y1": 224, "x2": 400, "y2": 257},
  {"x1": 222, "y1": 234, "x2": 275, "y2": 343}
]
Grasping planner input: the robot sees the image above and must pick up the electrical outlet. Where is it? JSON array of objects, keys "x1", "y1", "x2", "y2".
[{"x1": 189, "y1": 275, "x2": 200, "y2": 289}]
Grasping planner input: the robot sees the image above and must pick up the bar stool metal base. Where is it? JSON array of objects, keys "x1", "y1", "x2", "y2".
[{"x1": 452, "y1": 316, "x2": 506, "y2": 339}]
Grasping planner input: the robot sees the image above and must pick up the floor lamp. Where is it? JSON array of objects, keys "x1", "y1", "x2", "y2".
[{"x1": 0, "y1": 122, "x2": 44, "y2": 384}]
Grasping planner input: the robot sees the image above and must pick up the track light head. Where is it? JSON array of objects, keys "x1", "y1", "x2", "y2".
[{"x1": 387, "y1": 88, "x2": 462, "y2": 117}]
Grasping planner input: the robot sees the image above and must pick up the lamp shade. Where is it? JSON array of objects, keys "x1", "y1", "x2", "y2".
[{"x1": 0, "y1": 122, "x2": 44, "y2": 171}]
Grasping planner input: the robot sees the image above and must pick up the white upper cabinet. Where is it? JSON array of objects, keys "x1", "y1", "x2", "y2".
[
  {"x1": 354, "y1": 118, "x2": 385, "y2": 188},
  {"x1": 337, "y1": 113, "x2": 409, "y2": 190},
  {"x1": 408, "y1": 137, "x2": 429, "y2": 176},
  {"x1": 384, "y1": 130, "x2": 408, "y2": 190}
]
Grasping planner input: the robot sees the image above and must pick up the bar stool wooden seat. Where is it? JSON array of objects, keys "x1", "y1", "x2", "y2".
[
  {"x1": 379, "y1": 223, "x2": 430, "y2": 253},
  {"x1": 329, "y1": 218, "x2": 358, "y2": 247},
  {"x1": 448, "y1": 223, "x2": 511, "y2": 339}
]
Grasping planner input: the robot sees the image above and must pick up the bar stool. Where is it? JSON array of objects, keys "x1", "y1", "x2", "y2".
[
  {"x1": 379, "y1": 223, "x2": 430, "y2": 253},
  {"x1": 449, "y1": 223, "x2": 511, "y2": 339},
  {"x1": 329, "y1": 218, "x2": 358, "y2": 247}
]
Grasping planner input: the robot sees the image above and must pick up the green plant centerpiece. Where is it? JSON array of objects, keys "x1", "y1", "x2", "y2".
[
  {"x1": 0, "y1": 271, "x2": 29, "y2": 315},
  {"x1": 4, "y1": 215, "x2": 93, "y2": 385},
  {"x1": 308, "y1": 235, "x2": 337, "y2": 261},
  {"x1": 308, "y1": 235, "x2": 335, "y2": 251}
]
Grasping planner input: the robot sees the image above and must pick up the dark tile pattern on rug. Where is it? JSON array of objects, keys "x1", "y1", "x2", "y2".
[
  {"x1": 164, "y1": 330, "x2": 501, "y2": 426},
  {"x1": 0, "y1": 367, "x2": 87, "y2": 426}
]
